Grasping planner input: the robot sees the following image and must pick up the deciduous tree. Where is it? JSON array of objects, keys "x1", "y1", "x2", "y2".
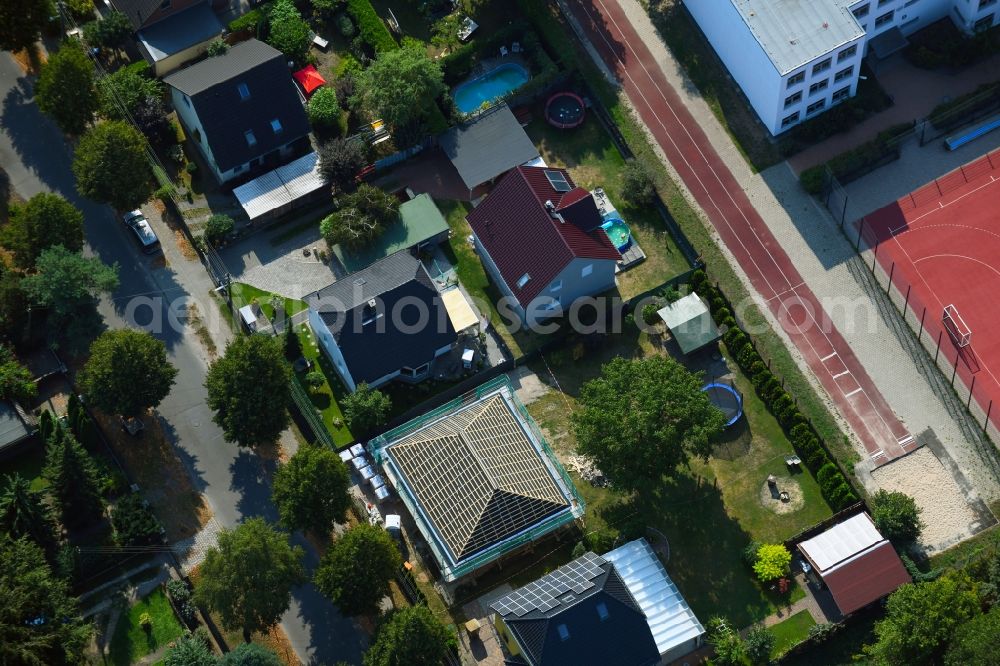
[
  {"x1": 79, "y1": 329, "x2": 177, "y2": 417},
  {"x1": 72, "y1": 121, "x2": 152, "y2": 211},
  {"x1": 753, "y1": 544, "x2": 791, "y2": 582},
  {"x1": 272, "y1": 444, "x2": 351, "y2": 535},
  {"x1": 82, "y1": 11, "x2": 132, "y2": 51},
  {"x1": 341, "y1": 382, "x2": 391, "y2": 435},
  {"x1": 0, "y1": 344, "x2": 36, "y2": 404},
  {"x1": 195, "y1": 518, "x2": 305, "y2": 643},
  {"x1": 96, "y1": 66, "x2": 164, "y2": 122},
  {"x1": 205, "y1": 335, "x2": 291, "y2": 447},
  {"x1": 870, "y1": 489, "x2": 923, "y2": 544},
  {"x1": 321, "y1": 184, "x2": 399, "y2": 250},
  {"x1": 266, "y1": 0, "x2": 311, "y2": 63},
  {"x1": 353, "y1": 44, "x2": 445, "y2": 131},
  {"x1": 363, "y1": 605, "x2": 452, "y2": 666},
  {"x1": 317, "y1": 137, "x2": 367, "y2": 193},
  {"x1": 0, "y1": 536, "x2": 91, "y2": 665},
  {"x1": 863, "y1": 574, "x2": 980, "y2": 665},
  {"x1": 35, "y1": 42, "x2": 99, "y2": 136},
  {"x1": 22, "y1": 245, "x2": 119, "y2": 320},
  {"x1": 571, "y1": 356, "x2": 726, "y2": 492},
  {"x1": 745, "y1": 625, "x2": 775, "y2": 665},
  {"x1": 2, "y1": 193, "x2": 84, "y2": 269},
  {"x1": 0, "y1": 0, "x2": 51, "y2": 52},
  {"x1": 943, "y1": 606, "x2": 1000, "y2": 666},
  {"x1": 315, "y1": 523, "x2": 401, "y2": 615}
]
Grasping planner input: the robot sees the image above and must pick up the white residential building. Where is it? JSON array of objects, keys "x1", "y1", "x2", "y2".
[{"x1": 685, "y1": 0, "x2": 1000, "y2": 135}]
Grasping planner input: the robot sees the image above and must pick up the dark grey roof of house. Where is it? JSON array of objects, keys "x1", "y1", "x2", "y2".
[
  {"x1": 439, "y1": 105, "x2": 539, "y2": 190},
  {"x1": 0, "y1": 400, "x2": 35, "y2": 451},
  {"x1": 304, "y1": 252, "x2": 457, "y2": 386},
  {"x1": 164, "y1": 40, "x2": 310, "y2": 172},
  {"x1": 491, "y1": 552, "x2": 659, "y2": 666},
  {"x1": 137, "y1": 3, "x2": 222, "y2": 61},
  {"x1": 110, "y1": 0, "x2": 171, "y2": 29}
]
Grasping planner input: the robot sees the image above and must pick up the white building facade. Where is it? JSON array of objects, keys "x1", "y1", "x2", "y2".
[{"x1": 685, "y1": 0, "x2": 1000, "y2": 135}]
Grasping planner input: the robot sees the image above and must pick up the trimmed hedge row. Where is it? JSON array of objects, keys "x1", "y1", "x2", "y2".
[
  {"x1": 799, "y1": 121, "x2": 914, "y2": 195},
  {"x1": 928, "y1": 81, "x2": 1000, "y2": 131},
  {"x1": 690, "y1": 270, "x2": 859, "y2": 511},
  {"x1": 346, "y1": 0, "x2": 398, "y2": 54}
]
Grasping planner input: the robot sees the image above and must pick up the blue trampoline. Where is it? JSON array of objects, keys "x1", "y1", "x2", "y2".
[{"x1": 703, "y1": 382, "x2": 743, "y2": 427}]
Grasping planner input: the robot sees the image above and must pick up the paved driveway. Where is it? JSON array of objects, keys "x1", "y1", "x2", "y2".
[{"x1": 219, "y1": 223, "x2": 342, "y2": 299}]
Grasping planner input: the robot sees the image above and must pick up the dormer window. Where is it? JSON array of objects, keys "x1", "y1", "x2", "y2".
[
  {"x1": 270, "y1": 118, "x2": 283, "y2": 134},
  {"x1": 237, "y1": 83, "x2": 250, "y2": 100},
  {"x1": 556, "y1": 624, "x2": 570, "y2": 641},
  {"x1": 596, "y1": 602, "x2": 609, "y2": 621},
  {"x1": 245, "y1": 130, "x2": 257, "y2": 147},
  {"x1": 516, "y1": 273, "x2": 531, "y2": 289}
]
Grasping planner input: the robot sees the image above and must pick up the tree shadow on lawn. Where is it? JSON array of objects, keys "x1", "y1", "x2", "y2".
[{"x1": 599, "y1": 473, "x2": 798, "y2": 627}]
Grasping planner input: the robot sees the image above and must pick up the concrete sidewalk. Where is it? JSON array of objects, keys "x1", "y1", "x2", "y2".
[{"x1": 602, "y1": 0, "x2": 999, "y2": 550}]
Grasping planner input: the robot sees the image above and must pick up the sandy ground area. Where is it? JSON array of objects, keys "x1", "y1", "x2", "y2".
[
  {"x1": 871, "y1": 447, "x2": 982, "y2": 552},
  {"x1": 510, "y1": 366, "x2": 550, "y2": 405}
]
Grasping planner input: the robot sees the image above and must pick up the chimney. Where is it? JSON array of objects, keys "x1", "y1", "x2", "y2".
[{"x1": 545, "y1": 200, "x2": 555, "y2": 212}]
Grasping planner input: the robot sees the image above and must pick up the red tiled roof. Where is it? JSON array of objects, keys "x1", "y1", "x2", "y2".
[
  {"x1": 467, "y1": 167, "x2": 619, "y2": 305},
  {"x1": 820, "y1": 541, "x2": 911, "y2": 615}
]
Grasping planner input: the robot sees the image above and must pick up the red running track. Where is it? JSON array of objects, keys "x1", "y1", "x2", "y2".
[{"x1": 569, "y1": 0, "x2": 914, "y2": 463}]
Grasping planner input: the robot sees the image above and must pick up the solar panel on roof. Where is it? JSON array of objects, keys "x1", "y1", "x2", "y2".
[{"x1": 544, "y1": 169, "x2": 571, "y2": 192}]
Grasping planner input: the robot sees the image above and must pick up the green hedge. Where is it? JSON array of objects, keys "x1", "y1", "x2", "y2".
[
  {"x1": 698, "y1": 279, "x2": 859, "y2": 511},
  {"x1": 799, "y1": 121, "x2": 914, "y2": 195},
  {"x1": 928, "y1": 81, "x2": 1000, "y2": 130},
  {"x1": 346, "y1": 0, "x2": 398, "y2": 54},
  {"x1": 229, "y1": 6, "x2": 267, "y2": 34}
]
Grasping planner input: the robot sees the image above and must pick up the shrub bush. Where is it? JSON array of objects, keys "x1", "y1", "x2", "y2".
[
  {"x1": 642, "y1": 302, "x2": 660, "y2": 325},
  {"x1": 621, "y1": 160, "x2": 656, "y2": 206},
  {"x1": 308, "y1": 87, "x2": 341, "y2": 129},
  {"x1": 336, "y1": 13, "x2": 355, "y2": 37},
  {"x1": 229, "y1": 7, "x2": 267, "y2": 34},
  {"x1": 816, "y1": 463, "x2": 840, "y2": 488},
  {"x1": 713, "y1": 306, "x2": 731, "y2": 325},
  {"x1": 690, "y1": 269, "x2": 707, "y2": 290},
  {"x1": 206, "y1": 40, "x2": 228, "y2": 57},
  {"x1": 720, "y1": 315, "x2": 737, "y2": 330},
  {"x1": 736, "y1": 342, "x2": 760, "y2": 370},
  {"x1": 806, "y1": 448, "x2": 831, "y2": 473},
  {"x1": 204, "y1": 214, "x2": 234, "y2": 244},
  {"x1": 800, "y1": 121, "x2": 914, "y2": 194},
  {"x1": 166, "y1": 579, "x2": 198, "y2": 626},
  {"x1": 346, "y1": 0, "x2": 398, "y2": 53},
  {"x1": 742, "y1": 540, "x2": 762, "y2": 569},
  {"x1": 800, "y1": 166, "x2": 827, "y2": 195},
  {"x1": 185, "y1": 161, "x2": 198, "y2": 174}
]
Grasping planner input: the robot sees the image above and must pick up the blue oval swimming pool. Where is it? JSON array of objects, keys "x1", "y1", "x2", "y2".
[{"x1": 453, "y1": 63, "x2": 530, "y2": 114}]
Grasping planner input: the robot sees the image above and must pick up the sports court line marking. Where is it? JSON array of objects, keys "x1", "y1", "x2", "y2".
[
  {"x1": 906, "y1": 175, "x2": 1000, "y2": 226},
  {"x1": 820, "y1": 352, "x2": 838, "y2": 362},
  {"x1": 832, "y1": 370, "x2": 850, "y2": 379},
  {"x1": 844, "y1": 387, "x2": 864, "y2": 398},
  {"x1": 765, "y1": 282, "x2": 806, "y2": 303},
  {"x1": 581, "y1": 0, "x2": 910, "y2": 451}
]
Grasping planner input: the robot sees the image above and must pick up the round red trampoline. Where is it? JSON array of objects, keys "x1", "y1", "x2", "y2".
[{"x1": 545, "y1": 92, "x2": 586, "y2": 129}]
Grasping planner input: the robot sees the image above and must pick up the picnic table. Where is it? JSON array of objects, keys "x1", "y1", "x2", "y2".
[{"x1": 785, "y1": 455, "x2": 802, "y2": 468}]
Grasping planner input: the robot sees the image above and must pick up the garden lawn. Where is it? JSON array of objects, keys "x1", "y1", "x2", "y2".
[
  {"x1": 769, "y1": 610, "x2": 817, "y2": 659},
  {"x1": 526, "y1": 117, "x2": 690, "y2": 298},
  {"x1": 108, "y1": 587, "x2": 185, "y2": 666},
  {"x1": 230, "y1": 283, "x2": 308, "y2": 321},
  {"x1": 780, "y1": 614, "x2": 878, "y2": 666},
  {"x1": 440, "y1": 200, "x2": 527, "y2": 357},
  {"x1": 524, "y1": 328, "x2": 828, "y2": 627},
  {"x1": 293, "y1": 321, "x2": 354, "y2": 447}
]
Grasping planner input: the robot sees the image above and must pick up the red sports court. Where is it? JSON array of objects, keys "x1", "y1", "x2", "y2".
[{"x1": 857, "y1": 148, "x2": 1000, "y2": 431}]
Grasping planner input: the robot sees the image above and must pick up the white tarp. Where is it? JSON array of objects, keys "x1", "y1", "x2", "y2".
[
  {"x1": 233, "y1": 152, "x2": 326, "y2": 220},
  {"x1": 799, "y1": 513, "x2": 884, "y2": 572}
]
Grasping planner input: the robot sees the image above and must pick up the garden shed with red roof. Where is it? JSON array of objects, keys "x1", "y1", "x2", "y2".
[{"x1": 798, "y1": 512, "x2": 911, "y2": 616}]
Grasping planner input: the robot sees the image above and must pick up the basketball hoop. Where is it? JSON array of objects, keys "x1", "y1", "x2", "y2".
[{"x1": 943, "y1": 304, "x2": 972, "y2": 348}]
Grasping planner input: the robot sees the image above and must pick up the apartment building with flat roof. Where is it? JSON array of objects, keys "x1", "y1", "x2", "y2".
[{"x1": 685, "y1": 0, "x2": 999, "y2": 134}]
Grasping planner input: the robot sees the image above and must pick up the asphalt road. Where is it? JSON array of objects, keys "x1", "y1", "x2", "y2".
[{"x1": 0, "y1": 52, "x2": 365, "y2": 665}]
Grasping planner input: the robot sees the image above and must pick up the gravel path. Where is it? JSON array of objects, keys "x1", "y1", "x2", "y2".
[{"x1": 608, "y1": 0, "x2": 1000, "y2": 544}]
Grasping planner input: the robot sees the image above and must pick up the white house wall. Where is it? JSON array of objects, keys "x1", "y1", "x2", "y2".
[
  {"x1": 307, "y1": 308, "x2": 357, "y2": 392},
  {"x1": 170, "y1": 87, "x2": 225, "y2": 182},
  {"x1": 683, "y1": 0, "x2": 785, "y2": 133}
]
